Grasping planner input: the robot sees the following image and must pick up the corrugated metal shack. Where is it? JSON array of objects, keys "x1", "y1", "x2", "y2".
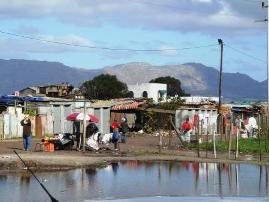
[
  {"x1": 176, "y1": 99, "x2": 218, "y2": 135},
  {"x1": 0, "y1": 95, "x2": 114, "y2": 139},
  {"x1": 176, "y1": 106, "x2": 218, "y2": 135},
  {"x1": 36, "y1": 98, "x2": 112, "y2": 136},
  {"x1": 109, "y1": 99, "x2": 147, "y2": 132}
]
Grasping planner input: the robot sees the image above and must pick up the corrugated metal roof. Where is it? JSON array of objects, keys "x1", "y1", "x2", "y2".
[
  {"x1": 90, "y1": 98, "x2": 138, "y2": 108},
  {"x1": 112, "y1": 101, "x2": 146, "y2": 110},
  {"x1": 90, "y1": 100, "x2": 118, "y2": 108}
]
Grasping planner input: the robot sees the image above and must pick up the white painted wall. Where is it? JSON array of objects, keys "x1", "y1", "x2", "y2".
[
  {"x1": 128, "y1": 83, "x2": 167, "y2": 103},
  {"x1": 181, "y1": 96, "x2": 219, "y2": 104}
]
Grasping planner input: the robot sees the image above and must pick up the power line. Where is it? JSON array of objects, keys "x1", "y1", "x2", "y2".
[
  {"x1": 0, "y1": 29, "x2": 217, "y2": 52},
  {"x1": 225, "y1": 44, "x2": 266, "y2": 63},
  {"x1": 0, "y1": 30, "x2": 265, "y2": 64}
]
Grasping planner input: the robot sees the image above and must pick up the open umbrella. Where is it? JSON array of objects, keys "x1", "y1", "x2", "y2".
[{"x1": 66, "y1": 112, "x2": 99, "y2": 123}]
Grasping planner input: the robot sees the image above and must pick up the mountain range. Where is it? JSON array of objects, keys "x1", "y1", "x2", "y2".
[{"x1": 0, "y1": 59, "x2": 266, "y2": 101}]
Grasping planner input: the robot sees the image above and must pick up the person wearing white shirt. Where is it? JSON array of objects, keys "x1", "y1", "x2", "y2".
[{"x1": 247, "y1": 115, "x2": 257, "y2": 138}]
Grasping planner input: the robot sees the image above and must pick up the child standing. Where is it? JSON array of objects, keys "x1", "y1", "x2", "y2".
[{"x1": 112, "y1": 128, "x2": 119, "y2": 150}]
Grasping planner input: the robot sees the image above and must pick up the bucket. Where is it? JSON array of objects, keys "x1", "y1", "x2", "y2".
[{"x1": 44, "y1": 142, "x2": 54, "y2": 152}]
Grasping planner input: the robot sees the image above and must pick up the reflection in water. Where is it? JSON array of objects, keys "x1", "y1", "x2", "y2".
[
  {"x1": 218, "y1": 164, "x2": 223, "y2": 198},
  {"x1": 0, "y1": 161, "x2": 269, "y2": 202},
  {"x1": 85, "y1": 168, "x2": 97, "y2": 176},
  {"x1": 206, "y1": 163, "x2": 209, "y2": 193},
  {"x1": 0, "y1": 174, "x2": 7, "y2": 182},
  {"x1": 168, "y1": 161, "x2": 173, "y2": 176},
  {"x1": 259, "y1": 166, "x2": 262, "y2": 194},
  {"x1": 121, "y1": 160, "x2": 142, "y2": 169},
  {"x1": 112, "y1": 162, "x2": 119, "y2": 175},
  {"x1": 193, "y1": 162, "x2": 199, "y2": 194},
  {"x1": 235, "y1": 164, "x2": 240, "y2": 196},
  {"x1": 227, "y1": 164, "x2": 232, "y2": 193},
  {"x1": 182, "y1": 161, "x2": 190, "y2": 170},
  {"x1": 85, "y1": 167, "x2": 97, "y2": 185},
  {"x1": 20, "y1": 172, "x2": 31, "y2": 185},
  {"x1": 267, "y1": 167, "x2": 269, "y2": 195}
]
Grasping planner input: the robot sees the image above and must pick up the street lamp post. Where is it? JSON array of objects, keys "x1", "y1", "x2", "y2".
[
  {"x1": 254, "y1": 2, "x2": 269, "y2": 126},
  {"x1": 83, "y1": 99, "x2": 86, "y2": 152},
  {"x1": 218, "y1": 39, "x2": 224, "y2": 115},
  {"x1": 262, "y1": 1, "x2": 269, "y2": 126},
  {"x1": 266, "y1": 2, "x2": 269, "y2": 126},
  {"x1": 81, "y1": 87, "x2": 87, "y2": 152}
]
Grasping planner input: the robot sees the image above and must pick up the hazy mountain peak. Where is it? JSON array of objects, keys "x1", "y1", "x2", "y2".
[{"x1": 0, "y1": 59, "x2": 266, "y2": 100}]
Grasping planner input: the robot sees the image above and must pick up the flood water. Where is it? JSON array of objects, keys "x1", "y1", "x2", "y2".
[{"x1": 0, "y1": 161, "x2": 269, "y2": 202}]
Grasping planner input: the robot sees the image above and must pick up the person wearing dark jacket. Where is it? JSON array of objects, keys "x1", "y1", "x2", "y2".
[
  {"x1": 120, "y1": 118, "x2": 128, "y2": 143},
  {"x1": 20, "y1": 114, "x2": 32, "y2": 151}
]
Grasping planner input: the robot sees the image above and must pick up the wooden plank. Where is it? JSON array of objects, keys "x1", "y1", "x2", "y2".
[
  {"x1": 169, "y1": 119, "x2": 185, "y2": 146},
  {"x1": 0, "y1": 115, "x2": 3, "y2": 140},
  {"x1": 146, "y1": 108, "x2": 176, "y2": 114},
  {"x1": 35, "y1": 115, "x2": 42, "y2": 138}
]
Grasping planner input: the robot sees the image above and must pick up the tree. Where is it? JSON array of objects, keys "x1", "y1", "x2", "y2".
[
  {"x1": 80, "y1": 74, "x2": 131, "y2": 100},
  {"x1": 150, "y1": 76, "x2": 189, "y2": 97}
]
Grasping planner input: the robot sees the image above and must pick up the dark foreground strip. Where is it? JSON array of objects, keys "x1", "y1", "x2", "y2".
[{"x1": 13, "y1": 150, "x2": 59, "y2": 202}]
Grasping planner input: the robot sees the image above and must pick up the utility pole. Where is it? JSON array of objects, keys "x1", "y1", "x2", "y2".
[
  {"x1": 218, "y1": 39, "x2": 224, "y2": 114},
  {"x1": 83, "y1": 99, "x2": 86, "y2": 152},
  {"x1": 262, "y1": 1, "x2": 269, "y2": 126},
  {"x1": 81, "y1": 87, "x2": 87, "y2": 152}
]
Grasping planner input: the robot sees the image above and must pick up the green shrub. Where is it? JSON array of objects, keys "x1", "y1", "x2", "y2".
[
  {"x1": 23, "y1": 109, "x2": 37, "y2": 117},
  {"x1": 143, "y1": 111, "x2": 156, "y2": 133}
]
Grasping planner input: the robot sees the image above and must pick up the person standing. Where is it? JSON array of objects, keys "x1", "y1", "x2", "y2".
[
  {"x1": 73, "y1": 121, "x2": 81, "y2": 150},
  {"x1": 111, "y1": 118, "x2": 120, "y2": 132},
  {"x1": 20, "y1": 114, "x2": 32, "y2": 151},
  {"x1": 248, "y1": 114, "x2": 257, "y2": 138},
  {"x1": 120, "y1": 118, "x2": 128, "y2": 143},
  {"x1": 181, "y1": 117, "x2": 191, "y2": 143},
  {"x1": 112, "y1": 127, "x2": 119, "y2": 150}
]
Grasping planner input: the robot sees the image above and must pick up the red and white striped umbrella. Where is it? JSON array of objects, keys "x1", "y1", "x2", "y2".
[{"x1": 66, "y1": 112, "x2": 99, "y2": 123}]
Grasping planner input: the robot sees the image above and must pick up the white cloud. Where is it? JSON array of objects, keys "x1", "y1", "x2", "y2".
[
  {"x1": 193, "y1": 0, "x2": 212, "y2": 3},
  {"x1": 40, "y1": 34, "x2": 94, "y2": 47},
  {"x1": 0, "y1": 33, "x2": 94, "y2": 53},
  {"x1": 159, "y1": 45, "x2": 178, "y2": 56},
  {"x1": 0, "y1": 0, "x2": 265, "y2": 35}
]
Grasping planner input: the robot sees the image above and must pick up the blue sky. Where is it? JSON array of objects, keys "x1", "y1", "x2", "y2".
[{"x1": 0, "y1": 0, "x2": 266, "y2": 81}]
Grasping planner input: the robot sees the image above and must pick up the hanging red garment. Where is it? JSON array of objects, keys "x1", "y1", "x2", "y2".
[
  {"x1": 193, "y1": 113, "x2": 199, "y2": 129},
  {"x1": 223, "y1": 114, "x2": 228, "y2": 126}
]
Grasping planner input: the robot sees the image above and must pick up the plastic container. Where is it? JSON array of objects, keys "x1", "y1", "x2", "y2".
[{"x1": 44, "y1": 141, "x2": 54, "y2": 152}]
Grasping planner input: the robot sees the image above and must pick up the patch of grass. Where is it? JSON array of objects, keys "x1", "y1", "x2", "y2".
[
  {"x1": 94, "y1": 161, "x2": 109, "y2": 168},
  {"x1": 186, "y1": 138, "x2": 269, "y2": 154},
  {"x1": 129, "y1": 149, "x2": 161, "y2": 156}
]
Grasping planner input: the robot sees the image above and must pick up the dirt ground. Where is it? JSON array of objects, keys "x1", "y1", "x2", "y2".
[
  {"x1": 0, "y1": 133, "x2": 179, "y2": 154},
  {"x1": 0, "y1": 133, "x2": 266, "y2": 171}
]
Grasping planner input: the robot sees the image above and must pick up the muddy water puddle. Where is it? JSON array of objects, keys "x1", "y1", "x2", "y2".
[{"x1": 0, "y1": 161, "x2": 269, "y2": 202}]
